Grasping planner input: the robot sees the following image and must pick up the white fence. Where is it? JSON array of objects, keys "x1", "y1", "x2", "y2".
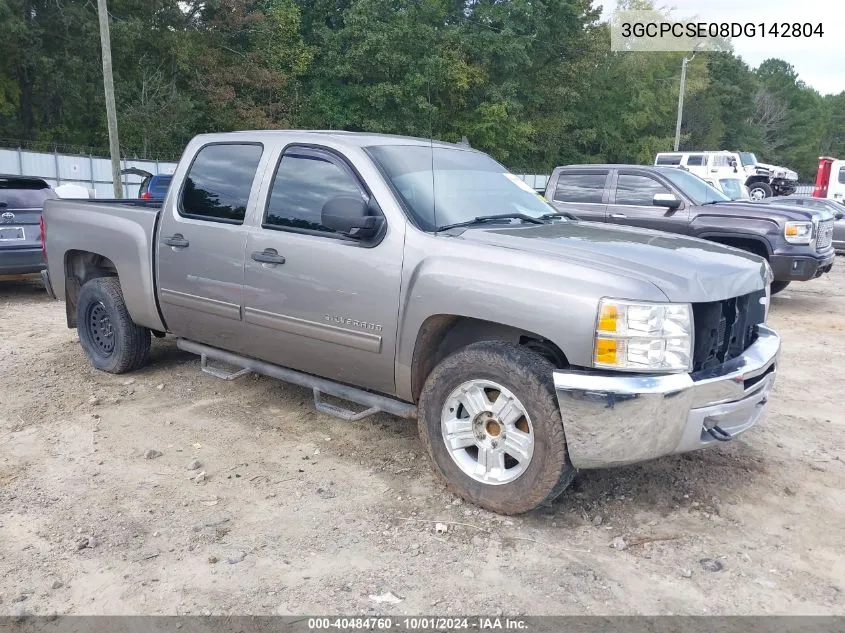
[{"x1": 0, "y1": 147, "x2": 177, "y2": 198}]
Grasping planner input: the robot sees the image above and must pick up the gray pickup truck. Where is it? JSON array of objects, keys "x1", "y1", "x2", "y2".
[
  {"x1": 544, "y1": 165, "x2": 836, "y2": 294},
  {"x1": 42, "y1": 131, "x2": 780, "y2": 514}
]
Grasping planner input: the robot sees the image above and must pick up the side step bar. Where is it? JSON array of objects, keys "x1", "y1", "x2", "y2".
[{"x1": 177, "y1": 339, "x2": 417, "y2": 421}]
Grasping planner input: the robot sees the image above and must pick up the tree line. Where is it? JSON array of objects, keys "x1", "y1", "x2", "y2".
[{"x1": 1, "y1": 0, "x2": 842, "y2": 180}]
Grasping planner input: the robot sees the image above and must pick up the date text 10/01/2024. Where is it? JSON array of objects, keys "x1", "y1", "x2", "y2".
[
  {"x1": 620, "y1": 22, "x2": 824, "y2": 39},
  {"x1": 307, "y1": 617, "x2": 529, "y2": 630}
]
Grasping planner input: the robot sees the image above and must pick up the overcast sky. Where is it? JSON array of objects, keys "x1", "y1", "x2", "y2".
[{"x1": 601, "y1": 0, "x2": 845, "y2": 95}]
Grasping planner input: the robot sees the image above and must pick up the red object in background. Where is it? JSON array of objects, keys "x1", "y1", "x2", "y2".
[
  {"x1": 140, "y1": 191, "x2": 152, "y2": 199},
  {"x1": 814, "y1": 156, "x2": 835, "y2": 198}
]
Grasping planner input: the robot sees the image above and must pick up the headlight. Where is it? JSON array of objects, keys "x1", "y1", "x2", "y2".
[
  {"x1": 774, "y1": 169, "x2": 787, "y2": 179},
  {"x1": 784, "y1": 221, "x2": 813, "y2": 244},
  {"x1": 594, "y1": 299, "x2": 692, "y2": 372}
]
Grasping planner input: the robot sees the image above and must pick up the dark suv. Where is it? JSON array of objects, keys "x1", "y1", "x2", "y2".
[
  {"x1": 0, "y1": 176, "x2": 57, "y2": 276},
  {"x1": 544, "y1": 165, "x2": 835, "y2": 294}
]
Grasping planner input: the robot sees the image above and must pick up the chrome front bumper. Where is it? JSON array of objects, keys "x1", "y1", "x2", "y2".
[{"x1": 553, "y1": 325, "x2": 781, "y2": 469}]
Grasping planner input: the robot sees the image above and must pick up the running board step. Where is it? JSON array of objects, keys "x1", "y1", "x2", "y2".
[
  {"x1": 177, "y1": 338, "x2": 417, "y2": 421},
  {"x1": 313, "y1": 388, "x2": 381, "y2": 421},
  {"x1": 200, "y1": 354, "x2": 252, "y2": 381}
]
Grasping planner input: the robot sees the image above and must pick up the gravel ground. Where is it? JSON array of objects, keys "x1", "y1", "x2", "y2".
[{"x1": 1, "y1": 267, "x2": 843, "y2": 616}]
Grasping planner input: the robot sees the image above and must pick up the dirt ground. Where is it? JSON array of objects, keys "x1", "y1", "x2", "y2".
[{"x1": 1, "y1": 266, "x2": 844, "y2": 617}]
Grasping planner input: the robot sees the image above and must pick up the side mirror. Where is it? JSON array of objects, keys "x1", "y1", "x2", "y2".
[
  {"x1": 835, "y1": 210, "x2": 844, "y2": 221},
  {"x1": 653, "y1": 193, "x2": 681, "y2": 210},
  {"x1": 321, "y1": 196, "x2": 383, "y2": 239}
]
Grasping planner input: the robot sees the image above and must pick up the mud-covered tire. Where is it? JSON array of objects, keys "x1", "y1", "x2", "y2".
[
  {"x1": 418, "y1": 341, "x2": 575, "y2": 515},
  {"x1": 76, "y1": 277, "x2": 150, "y2": 374},
  {"x1": 770, "y1": 280, "x2": 790, "y2": 295}
]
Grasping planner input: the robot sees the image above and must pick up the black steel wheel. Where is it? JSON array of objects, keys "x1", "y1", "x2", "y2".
[{"x1": 76, "y1": 277, "x2": 150, "y2": 373}]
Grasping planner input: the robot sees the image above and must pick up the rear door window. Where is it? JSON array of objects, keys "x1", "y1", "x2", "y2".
[
  {"x1": 553, "y1": 172, "x2": 608, "y2": 204},
  {"x1": 838, "y1": 167, "x2": 845, "y2": 184},
  {"x1": 685, "y1": 154, "x2": 705, "y2": 166},
  {"x1": 180, "y1": 143, "x2": 263, "y2": 223}
]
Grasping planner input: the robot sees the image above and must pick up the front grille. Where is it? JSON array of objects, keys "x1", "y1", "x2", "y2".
[
  {"x1": 816, "y1": 219, "x2": 834, "y2": 251},
  {"x1": 691, "y1": 290, "x2": 766, "y2": 372}
]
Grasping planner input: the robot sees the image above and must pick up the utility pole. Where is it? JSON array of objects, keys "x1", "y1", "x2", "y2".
[
  {"x1": 673, "y1": 45, "x2": 703, "y2": 152},
  {"x1": 673, "y1": 55, "x2": 691, "y2": 151},
  {"x1": 97, "y1": 0, "x2": 123, "y2": 198}
]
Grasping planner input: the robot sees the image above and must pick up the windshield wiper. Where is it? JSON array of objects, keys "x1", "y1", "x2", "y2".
[
  {"x1": 437, "y1": 213, "x2": 548, "y2": 232},
  {"x1": 540, "y1": 211, "x2": 576, "y2": 221}
]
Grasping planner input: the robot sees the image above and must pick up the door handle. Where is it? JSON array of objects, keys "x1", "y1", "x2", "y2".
[
  {"x1": 251, "y1": 249, "x2": 286, "y2": 265},
  {"x1": 609, "y1": 213, "x2": 627, "y2": 219},
  {"x1": 162, "y1": 234, "x2": 189, "y2": 248}
]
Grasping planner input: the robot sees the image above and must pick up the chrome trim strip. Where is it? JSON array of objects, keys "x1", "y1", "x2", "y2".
[
  {"x1": 159, "y1": 288, "x2": 242, "y2": 321},
  {"x1": 244, "y1": 307, "x2": 382, "y2": 354}
]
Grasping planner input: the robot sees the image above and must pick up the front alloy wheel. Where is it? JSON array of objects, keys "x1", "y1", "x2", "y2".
[
  {"x1": 441, "y1": 380, "x2": 534, "y2": 485},
  {"x1": 418, "y1": 341, "x2": 576, "y2": 514}
]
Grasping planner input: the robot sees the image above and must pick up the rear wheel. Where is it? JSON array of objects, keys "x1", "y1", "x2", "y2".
[
  {"x1": 418, "y1": 341, "x2": 575, "y2": 515},
  {"x1": 770, "y1": 280, "x2": 790, "y2": 295},
  {"x1": 76, "y1": 277, "x2": 150, "y2": 373}
]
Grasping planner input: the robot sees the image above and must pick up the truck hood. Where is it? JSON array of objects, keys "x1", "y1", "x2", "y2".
[
  {"x1": 756, "y1": 162, "x2": 798, "y2": 181},
  {"x1": 725, "y1": 201, "x2": 834, "y2": 222},
  {"x1": 456, "y1": 221, "x2": 767, "y2": 303}
]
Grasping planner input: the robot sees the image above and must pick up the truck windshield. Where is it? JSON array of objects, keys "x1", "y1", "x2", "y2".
[
  {"x1": 739, "y1": 152, "x2": 757, "y2": 167},
  {"x1": 366, "y1": 145, "x2": 558, "y2": 232},
  {"x1": 659, "y1": 168, "x2": 731, "y2": 205}
]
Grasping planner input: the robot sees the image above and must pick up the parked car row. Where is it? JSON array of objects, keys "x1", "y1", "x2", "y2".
[
  {"x1": 655, "y1": 150, "x2": 799, "y2": 199},
  {"x1": 544, "y1": 164, "x2": 836, "y2": 294},
  {"x1": 0, "y1": 169, "x2": 173, "y2": 276}
]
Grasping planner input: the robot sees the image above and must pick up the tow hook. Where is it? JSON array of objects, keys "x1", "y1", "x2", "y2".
[{"x1": 706, "y1": 424, "x2": 733, "y2": 442}]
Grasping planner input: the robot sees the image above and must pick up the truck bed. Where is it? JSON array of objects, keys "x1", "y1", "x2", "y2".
[{"x1": 42, "y1": 198, "x2": 166, "y2": 332}]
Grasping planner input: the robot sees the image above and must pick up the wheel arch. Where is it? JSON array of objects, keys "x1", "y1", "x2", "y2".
[
  {"x1": 61, "y1": 248, "x2": 165, "y2": 332},
  {"x1": 409, "y1": 314, "x2": 569, "y2": 403},
  {"x1": 63, "y1": 250, "x2": 119, "y2": 328},
  {"x1": 702, "y1": 234, "x2": 772, "y2": 259},
  {"x1": 745, "y1": 175, "x2": 770, "y2": 186}
]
